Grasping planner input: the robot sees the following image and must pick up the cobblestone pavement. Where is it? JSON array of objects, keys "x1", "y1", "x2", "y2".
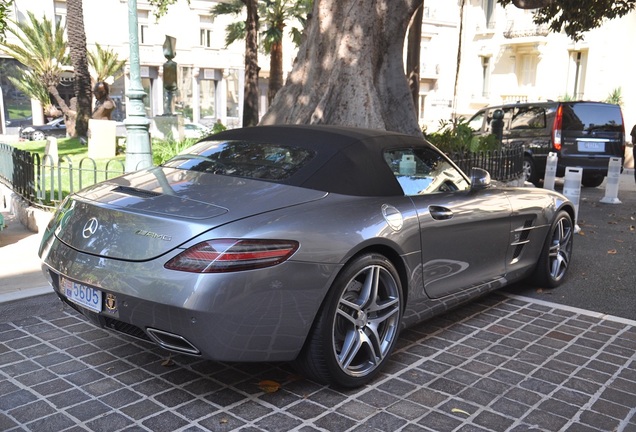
[{"x1": 1, "y1": 292, "x2": 635, "y2": 432}]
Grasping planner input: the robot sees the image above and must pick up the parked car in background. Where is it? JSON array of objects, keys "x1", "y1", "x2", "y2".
[
  {"x1": 19, "y1": 117, "x2": 67, "y2": 141},
  {"x1": 468, "y1": 101, "x2": 625, "y2": 187},
  {"x1": 39, "y1": 125, "x2": 575, "y2": 387}
]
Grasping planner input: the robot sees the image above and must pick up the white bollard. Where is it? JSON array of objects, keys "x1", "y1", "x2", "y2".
[
  {"x1": 600, "y1": 157, "x2": 622, "y2": 204},
  {"x1": 44, "y1": 137, "x2": 58, "y2": 167},
  {"x1": 543, "y1": 152, "x2": 558, "y2": 190},
  {"x1": 562, "y1": 167, "x2": 582, "y2": 233}
]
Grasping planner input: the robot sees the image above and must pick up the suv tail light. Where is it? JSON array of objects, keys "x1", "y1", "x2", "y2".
[
  {"x1": 552, "y1": 104, "x2": 563, "y2": 151},
  {"x1": 165, "y1": 239, "x2": 299, "y2": 273}
]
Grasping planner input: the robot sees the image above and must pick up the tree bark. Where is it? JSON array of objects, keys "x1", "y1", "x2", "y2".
[
  {"x1": 260, "y1": 0, "x2": 424, "y2": 137},
  {"x1": 268, "y1": 38, "x2": 284, "y2": 104},
  {"x1": 66, "y1": 0, "x2": 92, "y2": 138},
  {"x1": 407, "y1": 4, "x2": 423, "y2": 119},
  {"x1": 242, "y1": 0, "x2": 259, "y2": 127}
]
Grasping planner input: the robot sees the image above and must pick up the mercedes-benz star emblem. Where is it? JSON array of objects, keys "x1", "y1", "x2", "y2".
[{"x1": 82, "y1": 217, "x2": 99, "y2": 239}]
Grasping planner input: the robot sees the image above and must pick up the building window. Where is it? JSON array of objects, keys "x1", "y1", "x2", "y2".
[
  {"x1": 481, "y1": 56, "x2": 491, "y2": 97},
  {"x1": 138, "y1": 10, "x2": 149, "y2": 44},
  {"x1": 483, "y1": 0, "x2": 495, "y2": 29},
  {"x1": 570, "y1": 51, "x2": 586, "y2": 99},
  {"x1": 200, "y1": 29, "x2": 213, "y2": 48},
  {"x1": 519, "y1": 54, "x2": 537, "y2": 88}
]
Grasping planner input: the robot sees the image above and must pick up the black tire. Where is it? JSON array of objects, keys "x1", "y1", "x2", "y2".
[
  {"x1": 581, "y1": 174, "x2": 604, "y2": 188},
  {"x1": 523, "y1": 156, "x2": 540, "y2": 185},
  {"x1": 293, "y1": 253, "x2": 402, "y2": 388},
  {"x1": 531, "y1": 210, "x2": 574, "y2": 288}
]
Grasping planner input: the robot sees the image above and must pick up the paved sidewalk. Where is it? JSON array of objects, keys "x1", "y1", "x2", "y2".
[
  {"x1": 1, "y1": 292, "x2": 635, "y2": 431},
  {"x1": 0, "y1": 211, "x2": 50, "y2": 303}
]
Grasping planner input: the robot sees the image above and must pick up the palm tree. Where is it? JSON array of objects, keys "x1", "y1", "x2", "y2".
[
  {"x1": 88, "y1": 43, "x2": 126, "y2": 84},
  {"x1": 0, "y1": 12, "x2": 69, "y2": 121},
  {"x1": 211, "y1": 0, "x2": 312, "y2": 105},
  {"x1": 66, "y1": 0, "x2": 92, "y2": 138}
]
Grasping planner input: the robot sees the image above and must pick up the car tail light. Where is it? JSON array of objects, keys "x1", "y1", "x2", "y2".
[
  {"x1": 165, "y1": 239, "x2": 299, "y2": 273},
  {"x1": 552, "y1": 105, "x2": 563, "y2": 151}
]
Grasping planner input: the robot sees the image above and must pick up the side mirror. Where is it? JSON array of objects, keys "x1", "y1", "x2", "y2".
[
  {"x1": 470, "y1": 167, "x2": 491, "y2": 191},
  {"x1": 513, "y1": 0, "x2": 552, "y2": 9}
]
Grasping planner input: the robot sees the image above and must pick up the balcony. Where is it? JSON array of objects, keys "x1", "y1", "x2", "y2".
[{"x1": 504, "y1": 21, "x2": 550, "y2": 39}]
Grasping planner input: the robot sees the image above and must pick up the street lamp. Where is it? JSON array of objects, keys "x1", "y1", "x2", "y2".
[{"x1": 124, "y1": 0, "x2": 152, "y2": 172}]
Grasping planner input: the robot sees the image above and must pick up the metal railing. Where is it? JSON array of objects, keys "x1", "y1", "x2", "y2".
[
  {"x1": 0, "y1": 143, "x2": 125, "y2": 209},
  {"x1": 450, "y1": 144, "x2": 524, "y2": 183}
]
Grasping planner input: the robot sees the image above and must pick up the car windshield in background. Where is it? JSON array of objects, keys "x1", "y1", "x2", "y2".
[
  {"x1": 163, "y1": 140, "x2": 316, "y2": 181},
  {"x1": 563, "y1": 103, "x2": 624, "y2": 132}
]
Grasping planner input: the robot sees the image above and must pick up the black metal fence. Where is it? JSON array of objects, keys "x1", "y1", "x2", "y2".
[
  {"x1": 0, "y1": 143, "x2": 125, "y2": 209},
  {"x1": 450, "y1": 144, "x2": 524, "y2": 183}
]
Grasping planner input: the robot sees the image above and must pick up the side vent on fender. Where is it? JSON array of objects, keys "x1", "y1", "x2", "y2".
[{"x1": 510, "y1": 219, "x2": 535, "y2": 264}]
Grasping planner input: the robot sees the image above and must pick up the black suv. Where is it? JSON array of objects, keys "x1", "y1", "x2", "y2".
[{"x1": 468, "y1": 101, "x2": 625, "y2": 187}]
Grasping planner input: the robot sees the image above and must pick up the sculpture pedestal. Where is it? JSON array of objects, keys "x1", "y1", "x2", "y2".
[
  {"x1": 151, "y1": 115, "x2": 184, "y2": 141},
  {"x1": 88, "y1": 119, "x2": 117, "y2": 159}
]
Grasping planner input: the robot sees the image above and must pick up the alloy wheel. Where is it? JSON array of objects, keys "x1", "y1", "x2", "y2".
[{"x1": 332, "y1": 264, "x2": 401, "y2": 378}]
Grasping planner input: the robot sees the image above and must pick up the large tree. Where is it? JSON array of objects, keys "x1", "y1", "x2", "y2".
[
  {"x1": 260, "y1": 0, "x2": 423, "y2": 136},
  {"x1": 66, "y1": 0, "x2": 92, "y2": 139}
]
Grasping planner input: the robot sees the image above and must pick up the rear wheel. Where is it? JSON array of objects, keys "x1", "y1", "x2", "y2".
[
  {"x1": 581, "y1": 174, "x2": 604, "y2": 188},
  {"x1": 531, "y1": 210, "x2": 573, "y2": 288},
  {"x1": 294, "y1": 253, "x2": 402, "y2": 387}
]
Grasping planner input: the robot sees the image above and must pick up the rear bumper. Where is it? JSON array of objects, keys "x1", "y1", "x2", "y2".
[{"x1": 40, "y1": 236, "x2": 338, "y2": 362}]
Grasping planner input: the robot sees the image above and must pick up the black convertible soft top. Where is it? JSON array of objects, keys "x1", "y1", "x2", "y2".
[{"x1": 205, "y1": 124, "x2": 432, "y2": 197}]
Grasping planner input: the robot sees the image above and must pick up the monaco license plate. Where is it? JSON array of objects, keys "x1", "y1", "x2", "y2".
[
  {"x1": 577, "y1": 141, "x2": 605, "y2": 152},
  {"x1": 61, "y1": 277, "x2": 102, "y2": 313}
]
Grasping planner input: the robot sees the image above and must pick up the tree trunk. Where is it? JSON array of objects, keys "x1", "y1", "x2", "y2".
[
  {"x1": 407, "y1": 4, "x2": 423, "y2": 119},
  {"x1": 66, "y1": 0, "x2": 92, "y2": 138},
  {"x1": 242, "y1": 0, "x2": 259, "y2": 127},
  {"x1": 268, "y1": 38, "x2": 284, "y2": 104},
  {"x1": 260, "y1": 0, "x2": 423, "y2": 137}
]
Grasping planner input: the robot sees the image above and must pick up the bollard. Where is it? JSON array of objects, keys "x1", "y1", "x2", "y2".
[
  {"x1": 543, "y1": 152, "x2": 558, "y2": 190},
  {"x1": 562, "y1": 167, "x2": 582, "y2": 233},
  {"x1": 600, "y1": 157, "x2": 622, "y2": 204},
  {"x1": 45, "y1": 137, "x2": 59, "y2": 167}
]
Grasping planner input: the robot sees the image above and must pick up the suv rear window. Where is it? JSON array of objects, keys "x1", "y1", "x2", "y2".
[
  {"x1": 562, "y1": 103, "x2": 623, "y2": 132},
  {"x1": 163, "y1": 140, "x2": 316, "y2": 181}
]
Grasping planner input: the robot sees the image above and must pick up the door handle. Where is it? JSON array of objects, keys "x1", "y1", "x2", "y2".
[{"x1": 429, "y1": 206, "x2": 453, "y2": 220}]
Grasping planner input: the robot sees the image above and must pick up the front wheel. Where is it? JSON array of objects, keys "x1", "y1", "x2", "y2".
[
  {"x1": 294, "y1": 253, "x2": 403, "y2": 387},
  {"x1": 531, "y1": 210, "x2": 574, "y2": 288}
]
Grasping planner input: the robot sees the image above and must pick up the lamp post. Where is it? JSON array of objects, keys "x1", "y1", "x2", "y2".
[{"x1": 124, "y1": 0, "x2": 152, "y2": 172}]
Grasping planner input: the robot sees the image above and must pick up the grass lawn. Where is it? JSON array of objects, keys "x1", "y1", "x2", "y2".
[{"x1": 12, "y1": 137, "x2": 127, "y2": 206}]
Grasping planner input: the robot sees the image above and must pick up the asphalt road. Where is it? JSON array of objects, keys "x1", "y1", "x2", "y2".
[{"x1": 505, "y1": 172, "x2": 636, "y2": 321}]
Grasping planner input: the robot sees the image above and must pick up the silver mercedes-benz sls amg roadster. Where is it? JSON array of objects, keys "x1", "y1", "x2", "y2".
[{"x1": 39, "y1": 125, "x2": 574, "y2": 387}]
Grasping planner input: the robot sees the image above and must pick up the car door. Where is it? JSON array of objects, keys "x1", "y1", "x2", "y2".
[{"x1": 384, "y1": 147, "x2": 513, "y2": 299}]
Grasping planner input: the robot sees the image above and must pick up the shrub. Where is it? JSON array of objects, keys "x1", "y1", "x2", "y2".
[{"x1": 424, "y1": 118, "x2": 498, "y2": 154}]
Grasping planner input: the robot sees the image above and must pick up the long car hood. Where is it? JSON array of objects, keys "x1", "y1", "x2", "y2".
[{"x1": 53, "y1": 166, "x2": 327, "y2": 260}]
